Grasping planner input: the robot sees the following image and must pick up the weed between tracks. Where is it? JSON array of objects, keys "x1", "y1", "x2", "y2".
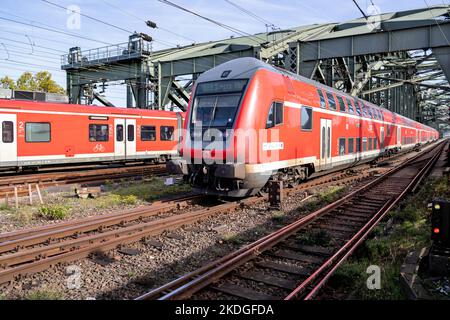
[
  {"x1": 38, "y1": 204, "x2": 70, "y2": 220},
  {"x1": 25, "y1": 290, "x2": 64, "y2": 300},
  {"x1": 105, "y1": 176, "x2": 191, "y2": 201},
  {"x1": 327, "y1": 177, "x2": 450, "y2": 300},
  {"x1": 0, "y1": 177, "x2": 191, "y2": 232},
  {"x1": 297, "y1": 229, "x2": 333, "y2": 247}
]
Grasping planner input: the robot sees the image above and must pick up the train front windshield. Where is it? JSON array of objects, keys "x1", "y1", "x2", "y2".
[{"x1": 190, "y1": 79, "x2": 247, "y2": 132}]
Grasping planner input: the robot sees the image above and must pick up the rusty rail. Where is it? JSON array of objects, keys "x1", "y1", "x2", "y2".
[
  {"x1": 0, "y1": 164, "x2": 167, "y2": 198},
  {"x1": 135, "y1": 141, "x2": 445, "y2": 300}
]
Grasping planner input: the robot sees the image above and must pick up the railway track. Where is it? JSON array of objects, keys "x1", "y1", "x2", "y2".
[
  {"x1": 0, "y1": 143, "x2": 437, "y2": 288},
  {"x1": 0, "y1": 154, "x2": 376, "y2": 286},
  {"x1": 0, "y1": 164, "x2": 167, "y2": 198},
  {"x1": 136, "y1": 141, "x2": 445, "y2": 300}
]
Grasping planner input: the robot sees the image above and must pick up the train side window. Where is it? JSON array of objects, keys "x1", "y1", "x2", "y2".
[
  {"x1": 266, "y1": 102, "x2": 283, "y2": 128},
  {"x1": 317, "y1": 90, "x2": 326, "y2": 108},
  {"x1": 161, "y1": 126, "x2": 175, "y2": 141},
  {"x1": 348, "y1": 138, "x2": 354, "y2": 153},
  {"x1": 374, "y1": 138, "x2": 378, "y2": 149},
  {"x1": 356, "y1": 138, "x2": 361, "y2": 152},
  {"x1": 361, "y1": 105, "x2": 368, "y2": 118},
  {"x1": 89, "y1": 124, "x2": 108, "y2": 142},
  {"x1": 141, "y1": 126, "x2": 156, "y2": 141},
  {"x1": 346, "y1": 98, "x2": 355, "y2": 114},
  {"x1": 301, "y1": 107, "x2": 313, "y2": 131},
  {"x1": 116, "y1": 125, "x2": 124, "y2": 142},
  {"x1": 362, "y1": 138, "x2": 368, "y2": 152},
  {"x1": 367, "y1": 106, "x2": 373, "y2": 119},
  {"x1": 326, "y1": 93, "x2": 336, "y2": 110},
  {"x1": 26, "y1": 122, "x2": 51, "y2": 143},
  {"x1": 339, "y1": 138, "x2": 346, "y2": 155},
  {"x1": 127, "y1": 125, "x2": 135, "y2": 142},
  {"x1": 2, "y1": 121, "x2": 14, "y2": 143},
  {"x1": 337, "y1": 96, "x2": 346, "y2": 112},
  {"x1": 354, "y1": 100, "x2": 362, "y2": 116},
  {"x1": 368, "y1": 138, "x2": 373, "y2": 151}
]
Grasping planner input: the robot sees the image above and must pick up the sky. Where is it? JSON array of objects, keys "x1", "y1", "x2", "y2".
[{"x1": 0, "y1": 0, "x2": 448, "y2": 107}]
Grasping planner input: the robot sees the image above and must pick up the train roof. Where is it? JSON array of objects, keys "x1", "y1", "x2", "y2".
[
  {"x1": 0, "y1": 99, "x2": 180, "y2": 118},
  {"x1": 197, "y1": 58, "x2": 436, "y2": 132}
]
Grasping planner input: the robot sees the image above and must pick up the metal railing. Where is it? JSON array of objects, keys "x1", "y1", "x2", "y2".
[{"x1": 61, "y1": 42, "x2": 151, "y2": 67}]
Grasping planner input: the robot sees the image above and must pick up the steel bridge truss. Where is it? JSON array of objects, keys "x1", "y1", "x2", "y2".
[{"x1": 61, "y1": 5, "x2": 450, "y2": 131}]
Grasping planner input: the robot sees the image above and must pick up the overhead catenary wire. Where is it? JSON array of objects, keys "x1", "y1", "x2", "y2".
[
  {"x1": 101, "y1": 0, "x2": 196, "y2": 43},
  {"x1": 0, "y1": 38, "x2": 64, "y2": 56},
  {"x1": 223, "y1": 0, "x2": 277, "y2": 28},
  {"x1": 39, "y1": 0, "x2": 178, "y2": 48},
  {"x1": 0, "y1": 15, "x2": 113, "y2": 46},
  {"x1": 41, "y1": 0, "x2": 134, "y2": 34},
  {"x1": 157, "y1": 0, "x2": 268, "y2": 45}
]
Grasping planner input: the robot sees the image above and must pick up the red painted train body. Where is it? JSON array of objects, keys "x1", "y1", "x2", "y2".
[
  {"x1": 169, "y1": 58, "x2": 439, "y2": 197},
  {"x1": 0, "y1": 99, "x2": 182, "y2": 170}
]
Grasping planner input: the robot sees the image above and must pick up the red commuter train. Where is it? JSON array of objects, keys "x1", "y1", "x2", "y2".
[
  {"x1": 169, "y1": 57, "x2": 439, "y2": 197},
  {"x1": 0, "y1": 99, "x2": 183, "y2": 170}
]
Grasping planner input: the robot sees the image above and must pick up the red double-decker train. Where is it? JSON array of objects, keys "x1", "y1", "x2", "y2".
[
  {"x1": 169, "y1": 57, "x2": 439, "y2": 197},
  {"x1": 0, "y1": 99, "x2": 183, "y2": 171}
]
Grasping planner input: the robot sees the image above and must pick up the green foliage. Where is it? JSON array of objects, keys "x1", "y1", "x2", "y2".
[
  {"x1": 120, "y1": 195, "x2": 138, "y2": 205},
  {"x1": 35, "y1": 71, "x2": 65, "y2": 94},
  {"x1": 319, "y1": 186, "x2": 344, "y2": 203},
  {"x1": 221, "y1": 232, "x2": 241, "y2": 244},
  {"x1": 271, "y1": 211, "x2": 286, "y2": 222},
  {"x1": 330, "y1": 260, "x2": 405, "y2": 300},
  {"x1": 297, "y1": 229, "x2": 332, "y2": 246},
  {"x1": 16, "y1": 72, "x2": 38, "y2": 91},
  {"x1": 108, "y1": 177, "x2": 192, "y2": 202},
  {"x1": 1, "y1": 71, "x2": 64, "y2": 94},
  {"x1": 0, "y1": 76, "x2": 15, "y2": 90},
  {"x1": 328, "y1": 261, "x2": 364, "y2": 288},
  {"x1": 434, "y1": 179, "x2": 448, "y2": 197},
  {"x1": 364, "y1": 237, "x2": 392, "y2": 260},
  {"x1": 25, "y1": 290, "x2": 63, "y2": 300},
  {"x1": 38, "y1": 205, "x2": 70, "y2": 220},
  {"x1": 329, "y1": 177, "x2": 447, "y2": 299}
]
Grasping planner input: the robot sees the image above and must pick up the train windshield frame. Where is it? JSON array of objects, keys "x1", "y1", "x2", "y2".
[{"x1": 190, "y1": 79, "x2": 248, "y2": 131}]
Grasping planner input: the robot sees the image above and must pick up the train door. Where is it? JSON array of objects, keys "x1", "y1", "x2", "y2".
[
  {"x1": 176, "y1": 113, "x2": 184, "y2": 154},
  {"x1": 320, "y1": 119, "x2": 332, "y2": 169},
  {"x1": 380, "y1": 126, "x2": 385, "y2": 150},
  {"x1": 114, "y1": 119, "x2": 126, "y2": 160},
  {"x1": 0, "y1": 114, "x2": 17, "y2": 167},
  {"x1": 397, "y1": 126, "x2": 401, "y2": 146},
  {"x1": 125, "y1": 119, "x2": 137, "y2": 159}
]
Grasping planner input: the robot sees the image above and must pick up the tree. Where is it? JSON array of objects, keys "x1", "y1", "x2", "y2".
[
  {"x1": 0, "y1": 76, "x2": 15, "y2": 90},
  {"x1": 16, "y1": 72, "x2": 38, "y2": 91},
  {"x1": 0, "y1": 71, "x2": 65, "y2": 94},
  {"x1": 35, "y1": 71, "x2": 65, "y2": 94}
]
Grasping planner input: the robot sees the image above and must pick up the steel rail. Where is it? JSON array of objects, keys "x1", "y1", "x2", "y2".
[
  {"x1": 137, "y1": 141, "x2": 445, "y2": 300},
  {"x1": 0, "y1": 196, "x2": 264, "y2": 285},
  {"x1": 0, "y1": 164, "x2": 167, "y2": 197},
  {"x1": 0, "y1": 194, "x2": 202, "y2": 250},
  {"x1": 298, "y1": 141, "x2": 445, "y2": 300}
]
